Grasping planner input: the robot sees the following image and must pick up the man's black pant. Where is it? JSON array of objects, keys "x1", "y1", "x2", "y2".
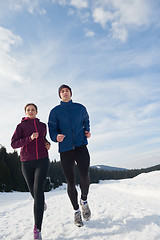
[{"x1": 60, "y1": 145, "x2": 90, "y2": 210}]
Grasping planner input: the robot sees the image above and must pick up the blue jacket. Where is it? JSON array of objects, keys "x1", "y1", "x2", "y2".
[{"x1": 48, "y1": 100, "x2": 90, "y2": 153}]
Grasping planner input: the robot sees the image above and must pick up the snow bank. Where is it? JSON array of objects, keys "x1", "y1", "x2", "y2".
[{"x1": 0, "y1": 171, "x2": 160, "y2": 240}]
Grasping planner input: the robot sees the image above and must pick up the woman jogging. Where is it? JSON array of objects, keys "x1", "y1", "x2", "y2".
[
  {"x1": 11, "y1": 103, "x2": 50, "y2": 240},
  {"x1": 48, "y1": 84, "x2": 91, "y2": 227}
]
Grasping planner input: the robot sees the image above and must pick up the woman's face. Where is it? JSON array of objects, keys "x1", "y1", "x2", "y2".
[
  {"x1": 25, "y1": 105, "x2": 37, "y2": 119},
  {"x1": 60, "y1": 88, "x2": 71, "y2": 102}
]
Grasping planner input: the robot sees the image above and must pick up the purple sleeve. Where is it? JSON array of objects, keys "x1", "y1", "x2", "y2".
[{"x1": 11, "y1": 124, "x2": 32, "y2": 149}]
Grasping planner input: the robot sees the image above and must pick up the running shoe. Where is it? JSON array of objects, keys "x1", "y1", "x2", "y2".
[
  {"x1": 80, "y1": 199, "x2": 91, "y2": 221},
  {"x1": 74, "y1": 211, "x2": 83, "y2": 227},
  {"x1": 33, "y1": 226, "x2": 42, "y2": 240}
]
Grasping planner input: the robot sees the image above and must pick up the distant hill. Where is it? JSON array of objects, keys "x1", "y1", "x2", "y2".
[{"x1": 91, "y1": 165, "x2": 128, "y2": 171}]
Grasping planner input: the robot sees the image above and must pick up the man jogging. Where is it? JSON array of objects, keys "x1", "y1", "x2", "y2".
[{"x1": 48, "y1": 84, "x2": 91, "y2": 227}]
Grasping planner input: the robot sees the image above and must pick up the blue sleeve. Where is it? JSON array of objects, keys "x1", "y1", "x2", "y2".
[
  {"x1": 48, "y1": 109, "x2": 59, "y2": 143},
  {"x1": 83, "y1": 106, "x2": 90, "y2": 132}
]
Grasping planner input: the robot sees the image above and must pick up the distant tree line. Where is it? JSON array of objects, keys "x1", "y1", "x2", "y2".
[{"x1": 0, "y1": 145, "x2": 160, "y2": 192}]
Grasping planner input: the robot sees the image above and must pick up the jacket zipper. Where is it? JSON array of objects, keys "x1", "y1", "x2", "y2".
[
  {"x1": 65, "y1": 105, "x2": 75, "y2": 150},
  {"x1": 34, "y1": 119, "x2": 39, "y2": 159}
]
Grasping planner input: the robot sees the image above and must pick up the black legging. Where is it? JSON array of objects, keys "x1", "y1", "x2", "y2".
[
  {"x1": 60, "y1": 145, "x2": 90, "y2": 210},
  {"x1": 21, "y1": 158, "x2": 49, "y2": 230}
]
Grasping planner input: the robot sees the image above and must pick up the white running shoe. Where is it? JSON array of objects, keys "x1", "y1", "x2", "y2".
[
  {"x1": 74, "y1": 211, "x2": 83, "y2": 227},
  {"x1": 80, "y1": 199, "x2": 91, "y2": 221}
]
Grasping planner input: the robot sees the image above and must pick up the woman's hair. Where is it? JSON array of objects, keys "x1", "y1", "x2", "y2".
[{"x1": 24, "y1": 103, "x2": 38, "y2": 112}]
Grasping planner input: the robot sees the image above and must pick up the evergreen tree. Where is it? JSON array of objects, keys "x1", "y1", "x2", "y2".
[
  {"x1": 47, "y1": 160, "x2": 66, "y2": 189},
  {"x1": 0, "y1": 146, "x2": 11, "y2": 192},
  {"x1": 1, "y1": 145, "x2": 160, "y2": 192},
  {"x1": 6, "y1": 151, "x2": 28, "y2": 191}
]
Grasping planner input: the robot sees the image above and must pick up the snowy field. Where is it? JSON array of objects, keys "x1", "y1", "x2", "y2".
[{"x1": 0, "y1": 171, "x2": 160, "y2": 240}]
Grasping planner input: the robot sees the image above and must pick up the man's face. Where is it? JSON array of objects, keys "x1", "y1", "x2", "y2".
[{"x1": 60, "y1": 88, "x2": 71, "y2": 102}]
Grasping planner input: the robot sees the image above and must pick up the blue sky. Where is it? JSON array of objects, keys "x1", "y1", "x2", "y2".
[{"x1": 1, "y1": 0, "x2": 160, "y2": 169}]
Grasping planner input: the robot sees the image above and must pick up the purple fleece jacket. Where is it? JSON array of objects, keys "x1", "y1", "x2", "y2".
[{"x1": 11, "y1": 117, "x2": 49, "y2": 161}]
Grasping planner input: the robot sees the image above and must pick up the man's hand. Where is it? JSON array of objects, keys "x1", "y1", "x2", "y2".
[
  {"x1": 85, "y1": 131, "x2": 91, "y2": 138},
  {"x1": 57, "y1": 134, "x2": 65, "y2": 142}
]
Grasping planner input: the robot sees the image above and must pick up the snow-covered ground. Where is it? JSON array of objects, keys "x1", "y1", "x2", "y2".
[{"x1": 1, "y1": 171, "x2": 160, "y2": 240}]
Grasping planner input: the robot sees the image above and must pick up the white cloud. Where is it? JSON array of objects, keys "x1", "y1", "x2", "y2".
[
  {"x1": 70, "y1": 0, "x2": 88, "y2": 9},
  {"x1": 111, "y1": 22, "x2": 128, "y2": 42},
  {"x1": 53, "y1": 0, "x2": 88, "y2": 9},
  {"x1": 52, "y1": 0, "x2": 67, "y2": 6},
  {"x1": 92, "y1": 0, "x2": 152, "y2": 41},
  {"x1": 68, "y1": 8, "x2": 74, "y2": 15},
  {"x1": 9, "y1": 0, "x2": 46, "y2": 15},
  {"x1": 139, "y1": 102, "x2": 160, "y2": 118},
  {"x1": 0, "y1": 26, "x2": 22, "y2": 50},
  {"x1": 51, "y1": 0, "x2": 155, "y2": 42},
  {"x1": 0, "y1": 27, "x2": 26, "y2": 85},
  {"x1": 114, "y1": 0, "x2": 150, "y2": 26},
  {"x1": 85, "y1": 30, "x2": 95, "y2": 37},
  {"x1": 129, "y1": 48, "x2": 160, "y2": 68},
  {"x1": 92, "y1": 7, "x2": 116, "y2": 28}
]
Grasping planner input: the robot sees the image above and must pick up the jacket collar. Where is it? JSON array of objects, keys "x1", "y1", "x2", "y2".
[
  {"x1": 21, "y1": 117, "x2": 39, "y2": 122},
  {"x1": 60, "y1": 100, "x2": 72, "y2": 105}
]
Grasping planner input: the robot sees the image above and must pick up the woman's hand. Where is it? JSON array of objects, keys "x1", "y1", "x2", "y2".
[
  {"x1": 30, "y1": 132, "x2": 39, "y2": 140},
  {"x1": 45, "y1": 142, "x2": 51, "y2": 150},
  {"x1": 57, "y1": 134, "x2": 65, "y2": 142},
  {"x1": 85, "y1": 131, "x2": 91, "y2": 138}
]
